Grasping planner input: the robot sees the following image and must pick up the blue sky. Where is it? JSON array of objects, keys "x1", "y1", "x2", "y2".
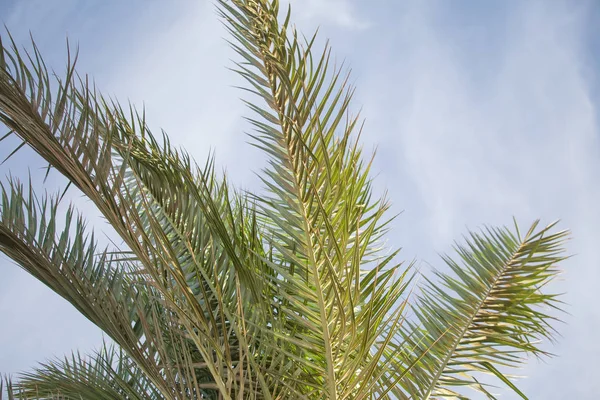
[{"x1": 1, "y1": 0, "x2": 599, "y2": 398}]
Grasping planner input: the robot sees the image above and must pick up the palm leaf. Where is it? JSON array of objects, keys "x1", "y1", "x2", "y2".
[
  {"x1": 217, "y1": 1, "x2": 410, "y2": 398},
  {"x1": 395, "y1": 220, "x2": 569, "y2": 399},
  {"x1": 13, "y1": 344, "x2": 163, "y2": 400},
  {"x1": 0, "y1": 177, "x2": 177, "y2": 394}
]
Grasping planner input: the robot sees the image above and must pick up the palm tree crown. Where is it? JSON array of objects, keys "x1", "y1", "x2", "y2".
[{"x1": 0, "y1": 1, "x2": 569, "y2": 399}]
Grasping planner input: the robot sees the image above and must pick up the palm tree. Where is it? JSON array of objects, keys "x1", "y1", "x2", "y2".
[{"x1": 0, "y1": 1, "x2": 569, "y2": 399}]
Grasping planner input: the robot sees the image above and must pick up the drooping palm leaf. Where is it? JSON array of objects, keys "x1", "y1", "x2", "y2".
[{"x1": 0, "y1": 31, "x2": 279, "y2": 399}]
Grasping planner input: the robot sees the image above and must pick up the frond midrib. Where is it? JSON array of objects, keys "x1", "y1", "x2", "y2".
[{"x1": 247, "y1": 12, "x2": 339, "y2": 397}]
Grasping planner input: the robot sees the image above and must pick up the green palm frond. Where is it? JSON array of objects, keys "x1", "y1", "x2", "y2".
[
  {"x1": 395, "y1": 221, "x2": 569, "y2": 399},
  {"x1": 217, "y1": 1, "x2": 411, "y2": 398},
  {"x1": 0, "y1": 177, "x2": 173, "y2": 394},
  {"x1": 13, "y1": 344, "x2": 163, "y2": 400},
  {"x1": 0, "y1": 175, "x2": 245, "y2": 397}
]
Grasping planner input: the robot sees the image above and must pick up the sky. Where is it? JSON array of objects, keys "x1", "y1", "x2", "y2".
[{"x1": 1, "y1": 0, "x2": 599, "y2": 398}]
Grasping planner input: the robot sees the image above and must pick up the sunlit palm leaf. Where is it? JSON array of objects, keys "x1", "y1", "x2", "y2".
[
  {"x1": 217, "y1": 1, "x2": 411, "y2": 398},
  {"x1": 395, "y1": 221, "x2": 569, "y2": 399}
]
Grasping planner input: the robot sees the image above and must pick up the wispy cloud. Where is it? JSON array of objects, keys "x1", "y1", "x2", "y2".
[
  {"x1": 360, "y1": 1, "x2": 600, "y2": 397},
  {"x1": 362, "y1": 0, "x2": 598, "y2": 243}
]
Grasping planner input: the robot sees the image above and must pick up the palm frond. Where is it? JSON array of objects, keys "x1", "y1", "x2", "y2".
[
  {"x1": 0, "y1": 31, "x2": 279, "y2": 398},
  {"x1": 1, "y1": 379, "x2": 16, "y2": 400},
  {"x1": 12, "y1": 344, "x2": 163, "y2": 400},
  {"x1": 0, "y1": 176, "x2": 227, "y2": 397},
  {"x1": 217, "y1": 1, "x2": 411, "y2": 398},
  {"x1": 396, "y1": 220, "x2": 569, "y2": 399}
]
